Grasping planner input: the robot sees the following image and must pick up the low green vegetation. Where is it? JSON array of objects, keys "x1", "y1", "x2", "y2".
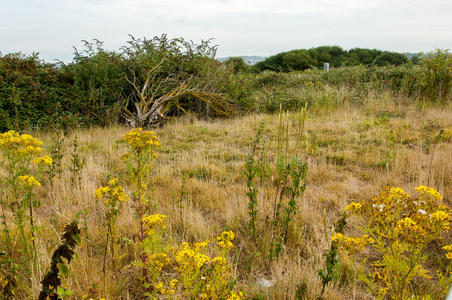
[{"x1": 1, "y1": 36, "x2": 451, "y2": 132}]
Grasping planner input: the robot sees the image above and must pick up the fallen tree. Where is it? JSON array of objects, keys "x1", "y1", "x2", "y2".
[{"x1": 121, "y1": 35, "x2": 235, "y2": 127}]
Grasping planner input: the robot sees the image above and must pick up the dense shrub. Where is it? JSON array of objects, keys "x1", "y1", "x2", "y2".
[
  {"x1": 256, "y1": 46, "x2": 409, "y2": 72},
  {"x1": 420, "y1": 49, "x2": 452, "y2": 102},
  {"x1": 0, "y1": 53, "x2": 76, "y2": 131},
  {"x1": 67, "y1": 40, "x2": 129, "y2": 126},
  {"x1": 0, "y1": 41, "x2": 447, "y2": 130},
  {"x1": 223, "y1": 57, "x2": 249, "y2": 73},
  {"x1": 0, "y1": 35, "x2": 252, "y2": 130}
]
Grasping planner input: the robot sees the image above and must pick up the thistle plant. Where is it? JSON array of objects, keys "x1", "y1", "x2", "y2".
[
  {"x1": 335, "y1": 186, "x2": 451, "y2": 299},
  {"x1": 122, "y1": 128, "x2": 160, "y2": 242},
  {"x1": 94, "y1": 178, "x2": 129, "y2": 274}
]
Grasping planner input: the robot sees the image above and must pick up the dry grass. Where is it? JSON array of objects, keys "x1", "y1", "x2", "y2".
[{"x1": 9, "y1": 94, "x2": 452, "y2": 299}]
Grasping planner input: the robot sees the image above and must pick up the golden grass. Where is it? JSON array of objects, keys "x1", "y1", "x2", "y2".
[{"x1": 8, "y1": 95, "x2": 452, "y2": 299}]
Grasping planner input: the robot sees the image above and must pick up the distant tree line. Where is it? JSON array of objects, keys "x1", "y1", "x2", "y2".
[{"x1": 252, "y1": 46, "x2": 410, "y2": 72}]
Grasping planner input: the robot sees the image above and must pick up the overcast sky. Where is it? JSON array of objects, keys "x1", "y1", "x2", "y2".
[{"x1": 1, "y1": 0, "x2": 451, "y2": 62}]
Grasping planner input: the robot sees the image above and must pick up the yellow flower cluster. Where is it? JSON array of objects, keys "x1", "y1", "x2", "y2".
[
  {"x1": 17, "y1": 175, "x2": 41, "y2": 188},
  {"x1": 32, "y1": 155, "x2": 53, "y2": 167},
  {"x1": 123, "y1": 128, "x2": 161, "y2": 153},
  {"x1": 216, "y1": 231, "x2": 235, "y2": 251},
  {"x1": 0, "y1": 130, "x2": 43, "y2": 156},
  {"x1": 154, "y1": 279, "x2": 178, "y2": 297},
  {"x1": 94, "y1": 178, "x2": 129, "y2": 205},
  {"x1": 336, "y1": 186, "x2": 451, "y2": 299},
  {"x1": 142, "y1": 214, "x2": 167, "y2": 235},
  {"x1": 442, "y1": 244, "x2": 452, "y2": 260},
  {"x1": 194, "y1": 240, "x2": 210, "y2": 251},
  {"x1": 212, "y1": 255, "x2": 231, "y2": 274},
  {"x1": 146, "y1": 253, "x2": 171, "y2": 273},
  {"x1": 173, "y1": 238, "x2": 239, "y2": 298},
  {"x1": 395, "y1": 217, "x2": 426, "y2": 242},
  {"x1": 142, "y1": 229, "x2": 241, "y2": 299},
  {"x1": 344, "y1": 202, "x2": 362, "y2": 215},
  {"x1": 176, "y1": 242, "x2": 211, "y2": 269},
  {"x1": 344, "y1": 186, "x2": 450, "y2": 244},
  {"x1": 415, "y1": 185, "x2": 443, "y2": 201},
  {"x1": 331, "y1": 233, "x2": 374, "y2": 254},
  {"x1": 227, "y1": 291, "x2": 244, "y2": 300}
]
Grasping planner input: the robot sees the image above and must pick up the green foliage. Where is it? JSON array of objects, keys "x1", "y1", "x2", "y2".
[
  {"x1": 256, "y1": 49, "x2": 315, "y2": 72},
  {"x1": 270, "y1": 109, "x2": 308, "y2": 261},
  {"x1": 374, "y1": 51, "x2": 408, "y2": 66},
  {"x1": 69, "y1": 39, "x2": 129, "y2": 126},
  {"x1": 69, "y1": 136, "x2": 84, "y2": 185},
  {"x1": 0, "y1": 53, "x2": 76, "y2": 131},
  {"x1": 0, "y1": 35, "x2": 252, "y2": 130},
  {"x1": 39, "y1": 220, "x2": 81, "y2": 300},
  {"x1": 318, "y1": 215, "x2": 347, "y2": 295},
  {"x1": 248, "y1": 64, "x2": 432, "y2": 114},
  {"x1": 224, "y1": 57, "x2": 249, "y2": 73},
  {"x1": 245, "y1": 121, "x2": 265, "y2": 241},
  {"x1": 256, "y1": 46, "x2": 408, "y2": 72},
  {"x1": 420, "y1": 49, "x2": 452, "y2": 102},
  {"x1": 308, "y1": 46, "x2": 347, "y2": 68},
  {"x1": 46, "y1": 132, "x2": 64, "y2": 183}
]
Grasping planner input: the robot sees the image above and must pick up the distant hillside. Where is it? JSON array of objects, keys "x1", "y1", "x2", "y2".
[
  {"x1": 217, "y1": 56, "x2": 266, "y2": 65},
  {"x1": 403, "y1": 52, "x2": 420, "y2": 59}
]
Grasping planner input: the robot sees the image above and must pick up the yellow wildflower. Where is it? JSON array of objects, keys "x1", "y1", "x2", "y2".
[
  {"x1": 442, "y1": 244, "x2": 452, "y2": 251},
  {"x1": 175, "y1": 242, "x2": 211, "y2": 269},
  {"x1": 227, "y1": 291, "x2": 244, "y2": 300},
  {"x1": 431, "y1": 210, "x2": 449, "y2": 221},
  {"x1": 17, "y1": 175, "x2": 41, "y2": 188},
  {"x1": 216, "y1": 231, "x2": 235, "y2": 251},
  {"x1": 94, "y1": 186, "x2": 110, "y2": 200},
  {"x1": 194, "y1": 240, "x2": 210, "y2": 251},
  {"x1": 94, "y1": 179, "x2": 129, "y2": 204},
  {"x1": 123, "y1": 128, "x2": 160, "y2": 153},
  {"x1": 142, "y1": 214, "x2": 167, "y2": 235},
  {"x1": 331, "y1": 233, "x2": 344, "y2": 243},
  {"x1": 169, "y1": 279, "x2": 178, "y2": 289},
  {"x1": 344, "y1": 202, "x2": 362, "y2": 215},
  {"x1": 146, "y1": 253, "x2": 170, "y2": 273},
  {"x1": 416, "y1": 186, "x2": 443, "y2": 201},
  {"x1": 108, "y1": 178, "x2": 119, "y2": 186},
  {"x1": 33, "y1": 155, "x2": 53, "y2": 166}
]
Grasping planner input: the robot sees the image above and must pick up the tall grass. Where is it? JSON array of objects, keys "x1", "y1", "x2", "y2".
[{"x1": 0, "y1": 84, "x2": 451, "y2": 299}]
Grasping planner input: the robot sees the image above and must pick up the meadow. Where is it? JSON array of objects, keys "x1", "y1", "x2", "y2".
[
  {"x1": 1, "y1": 84, "x2": 452, "y2": 299},
  {"x1": 1, "y1": 42, "x2": 452, "y2": 299}
]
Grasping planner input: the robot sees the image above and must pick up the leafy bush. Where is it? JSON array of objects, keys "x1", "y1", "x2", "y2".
[
  {"x1": 0, "y1": 35, "x2": 253, "y2": 130},
  {"x1": 0, "y1": 53, "x2": 75, "y2": 131},
  {"x1": 420, "y1": 49, "x2": 452, "y2": 102},
  {"x1": 255, "y1": 46, "x2": 409, "y2": 72}
]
